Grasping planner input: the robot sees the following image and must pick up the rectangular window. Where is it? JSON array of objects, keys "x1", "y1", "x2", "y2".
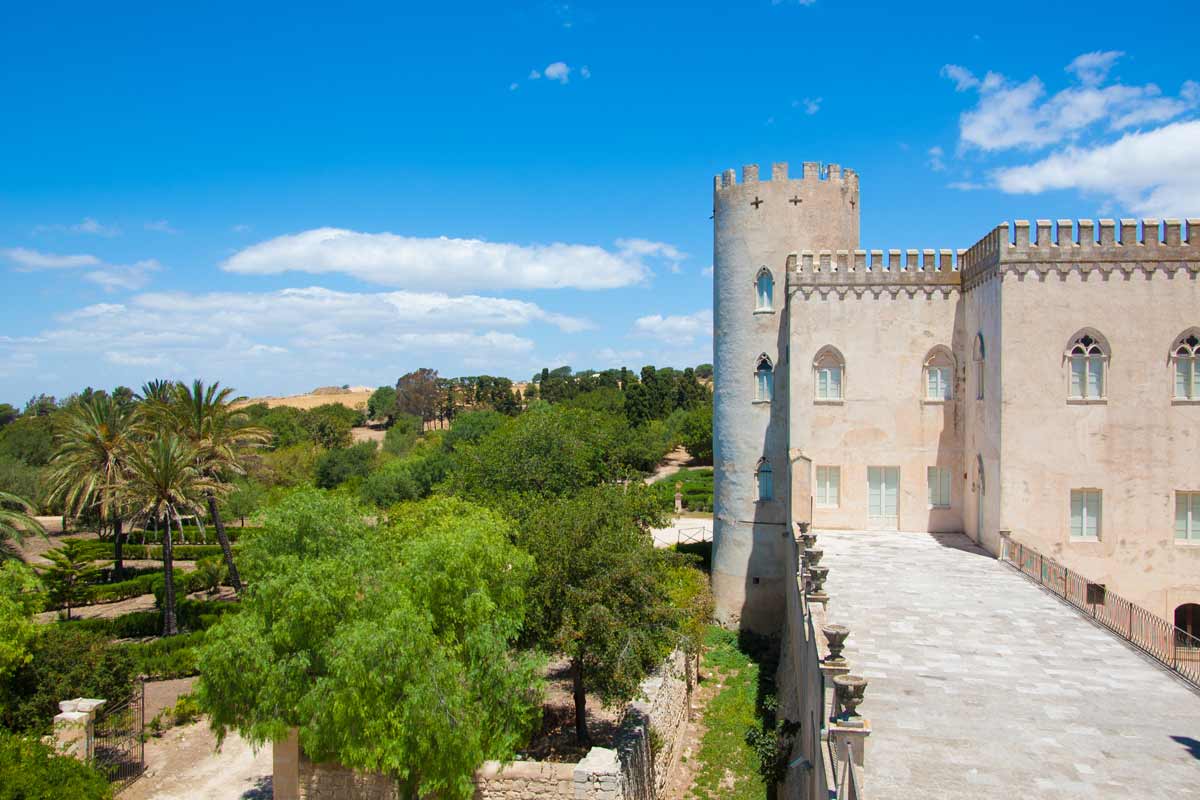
[
  {"x1": 926, "y1": 367, "x2": 951, "y2": 401},
  {"x1": 1178, "y1": 358, "x2": 1199, "y2": 400},
  {"x1": 815, "y1": 466, "x2": 840, "y2": 507},
  {"x1": 816, "y1": 367, "x2": 842, "y2": 400},
  {"x1": 1177, "y1": 493, "x2": 1200, "y2": 541},
  {"x1": 927, "y1": 467, "x2": 952, "y2": 508},
  {"x1": 1070, "y1": 489, "x2": 1102, "y2": 539}
]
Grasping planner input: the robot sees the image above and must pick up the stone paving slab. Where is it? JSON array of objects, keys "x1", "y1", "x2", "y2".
[{"x1": 817, "y1": 530, "x2": 1200, "y2": 800}]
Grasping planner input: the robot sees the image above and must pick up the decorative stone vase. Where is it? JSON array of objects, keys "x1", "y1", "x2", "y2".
[
  {"x1": 805, "y1": 548, "x2": 824, "y2": 568},
  {"x1": 821, "y1": 624, "x2": 849, "y2": 664},
  {"x1": 800, "y1": 532, "x2": 817, "y2": 551},
  {"x1": 808, "y1": 565, "x2": 830, "y2": 595},
  {"x1": 833, "y1": 674, "x2": 868, "y2": 720}
]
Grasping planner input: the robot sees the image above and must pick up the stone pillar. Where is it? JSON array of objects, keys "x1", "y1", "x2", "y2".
[
  {"x1": 674, "y1": 483, "x2": 683, "y2": 514},
  {"x1": 273, "y1": 727, "x2": 301, "y2": 800},
  {"x1": 574, "y1": 747, "x2": 622, "y2": 800},
  {"x1": 52, "y1": 698, "x2": 106, "y2": 760},
  {"x1": 829, "y1": 720, "x2": 872, "y2": 791}
]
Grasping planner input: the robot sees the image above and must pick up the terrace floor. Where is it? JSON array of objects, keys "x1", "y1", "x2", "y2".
[{"x1": 817, "y1": 529, "x2": 1200, "y2": 800}]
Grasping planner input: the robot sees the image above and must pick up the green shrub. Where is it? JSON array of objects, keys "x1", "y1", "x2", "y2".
[
  {"x1": 382, "y1": 414, "x2": 422, "y2": 456},
  {"x1": 0, "y1": 730, "x2": 112, "y2": 800},
  {"x1": 360, "y1": 450, "x2": 450, "y2": 508},
  {"x1": 314, "y1": 442, "x2": 377, "y2": 489},
  {"x1": 68, "y1": 599, "x2": 239, "y2": 639},
  {"x1": 1, "y1": 627, "x2": 136, "y2": 734},
  {"x1": 652, "y1": 468, "x2": 714, "y2": 512},
  {"x1": 121, "y1": 631, "x2": 205, "y2": 679}
]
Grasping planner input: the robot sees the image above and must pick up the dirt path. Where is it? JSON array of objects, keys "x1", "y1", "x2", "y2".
[
  {"x1": 644, "y1": 446, "x2": 694, "y2": 485},
  {"x1": 145, "y1": 677, "x2": 199, "y2": 723},
  {"x1": 122, "y1": 719, "x2": 271, "y2": 800},
  {"x1": 34, "y1": 586, "x2": 236, "y2": 623}
]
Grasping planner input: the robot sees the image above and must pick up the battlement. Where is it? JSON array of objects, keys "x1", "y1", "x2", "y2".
[
  {"x1": 960, "y1": 218, "x2": 1200, "y2": 286},
  {"x1": 714, "y1": 161, "x2": 858, "y2": 192},
  {"x1": 787, "y1": 247, "x2": 963, "y2": 288}
]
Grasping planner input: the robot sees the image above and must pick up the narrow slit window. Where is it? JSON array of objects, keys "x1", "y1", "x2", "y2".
[
  {"x1": 1173, "y1": 334, "x2": 1199, "y2": 400},
  {"x1": 756, "y1": 269, "x2": 774, "y2": 311},
  {"x1": 755, "y1": 357, "x2": 774, "y2": 402},
  {"x1": 757, "y1": 460, "x2": 774, "y2": 501}
]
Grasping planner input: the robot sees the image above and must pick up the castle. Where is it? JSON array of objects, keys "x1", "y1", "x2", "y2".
[{"x1": 710, "y1": 161, "x2": 1200, "y2": 634}]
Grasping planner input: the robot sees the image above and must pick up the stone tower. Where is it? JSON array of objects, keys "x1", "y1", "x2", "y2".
[{"x1": 711, "y1": 161, "x2": 860, "y2": 631}]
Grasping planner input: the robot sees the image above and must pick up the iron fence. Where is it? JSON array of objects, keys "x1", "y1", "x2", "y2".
[
  {"x1": 1000, "y1": 536, "x2": 1200, "y2": 688},
  {"x1": 90, "y1": 678, "x2": 145, "y2": 791}
]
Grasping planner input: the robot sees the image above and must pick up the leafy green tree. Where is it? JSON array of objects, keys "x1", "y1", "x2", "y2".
[
  {"x1": 302, "y1": 407, "x2": 353, "y2": 449},
  {"x1": 368, "y1": 386, "x2": 398, "y2": 425},
  {"x1": 115, "y1": 434, "x2": 219, "y2": 636},
  {"x1": 563, "y1": 387, "x2": 626, "y2": 416},
  {"x1": 0, "y1": 730, "x2": 114, "y2": 799},
  {"x1": 314, "y1": 442, "x2": 377, "y2": 489},
  {"x1": 450, "y1": 405, "x2": 623, "y2": 502},
  {"x1": 0, "y1": 562, "x2": 44, "y2": 682},
  {"x1": 623, "y1": 382, "x2": 653, "y2": 427},
  {"x1": 23, "y1": 395, "x2": 57, "y2": 418},
  {"x1": 161, "y1": 380, "x2": 269, "y2": 595},
  {"x1": 1, "y1": 626, "x2": 136, "y2": 734},
  {"x1": 678, "y1": 402, "x2": 714, "y2": 463},
  {"x1": 695, "y1": 363, "x2": 714, "y2": 380},
  {"x1": 254, "y1": 443, "x2": 320, "y2": 487},
  {"x1": 360, "y1": 450, "x2": 449, "y2": 508},
  {"x1": 0, "y1": 415, "x2": 56, "y2": 467},
  {"x1": 44, "y1": 394, "x2": 134, "y2": 573},
  {"x1": 196, "y1": 492, "x2": 543, "y2": 800},
  {"x1": 0, "y1": 490, "x2": 46, "y2": 554},
  {"x1": 222, "y1": 479, "x2": 264, "y2": 526},
  {"x1": 382, "y1": 414, "x2": 422, "y2": 457},
  {"x1": 0, "y1": 405, "x2": 18, "y2": 430},
  {"x1": 39, "y1": 541, "x2": 103, "y2": 621},
  {"x1": 517, "y1": 484, "x2": 679, "y2": 745},
  {"x1": 0, "y1": 460, "x2": 41, "y2": 516},
  {"x1": 442, "y1": 410, "x2": 504, "y2": 452}
]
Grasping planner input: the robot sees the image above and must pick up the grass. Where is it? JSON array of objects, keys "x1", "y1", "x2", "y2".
[{"x1": 687, "y1": 626, "x2": 777, "y2": 800}]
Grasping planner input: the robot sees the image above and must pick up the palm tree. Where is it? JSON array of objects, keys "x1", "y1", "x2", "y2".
[
  {"x1": 0, "y1": 490, "x2": 47, "y2": 557},
  {"x1": 116, "y1": 434, "x2": 219, "y2": 636},
  {"x1": 44, "y1": 395, "x2": 134, "y2": 575},
  {"x1": 137, "y1": 379, "x2": 178, "y2": 404},
  {"x1": 158, "y1": 380, "x2": 267, "y2": 595}
]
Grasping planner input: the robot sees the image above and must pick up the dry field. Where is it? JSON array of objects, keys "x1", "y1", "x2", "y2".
[{"x1": 232, "y1": 385, "x2": 373, "y2": 412}]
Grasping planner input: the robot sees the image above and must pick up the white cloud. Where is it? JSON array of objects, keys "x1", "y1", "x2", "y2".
[
  {"x1": 543, "y1": 62, "x2": 571, "y2": 84},
  {"x1": 528, "y1": 69, "x2": 542, "y2": 80},
  {"x1": 615, "y1": 238, "x2": 687, "y2": 274},
  {"x1": 509, "y1": 82, "x2": 520, "y2": 91},
  {"x1": 144, "y1": 220, "x2": 179, "y2": 234},
  {"x1": 3, "y1": 247, "x2": 100, "y2": 270},
  {"x1": 991, "y1": 119, "x2": 1200, "y2": 216},
  {"x1": 83, "y1": 259, "x2": 163, "y2": 292},
  {"x1": 941, "y1": 64, "x2": 980, "y2": 92},
  {"x1": 580, "y1": 66, "x2": 591, "y2": 79},
  {"x1": 222, "y1": 228, "x2": 677, "y2": 290},
  {"x1": 928, "y1": 146, "x2": 946, "y2": 172},
  {"x1": 801, "y1": 97, "x2": 821, "y2": 115},
  {"x1": 631, "y1": 309, "x2": 712, "y2": 346},
  {"x1": 594, "y1": 347, "x2": 645, "y2": 365},
  {"x1": 1066, "y1": 50, "x2": 1123, "y2": 86},
  {"x1": 33, "y1": 218, "x2": 121, "y2": 237},
  {"x1": 947, "y1": 53, "x2": 1198, "y2": 152},
  {"x1": 947, "y1": 181, "x2": 985, "y2": 191},
  {"x1": 701, "y1": 265, "x2": 713, "y2": 276}
]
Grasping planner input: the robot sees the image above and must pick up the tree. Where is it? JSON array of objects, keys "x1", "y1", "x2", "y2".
[
  {"x1": 0, "y1": 561, "x2": 44, "y2": 683},
  {"x1": 695, "y1": 363, "x2": 714, "y2": 380},
  {"x1": 301, "y1": 406, "x2": 353, "y2": 449},
  {"x1": 367, "y1": 386, "x2": 398, "y2": 425},
  {"x1": 442, "y1": 410, "x2": 504, "y2": 452},
  {"x1": 623, "y1": 382, "x2": 653, "y2": 427},
  {"x1": 678, "y1": 402, "x2": 714, "y2": 463},
  {"x1": 0, "y1": 490, "x2": 46, "y2": 555},
  {"x1": 195, "y1": 492, "x2": 543, "y2": 800},
  {"x1": 0, "y1": 415, "x2": 56, "y2": 467},
  {"x1": 222, "y1": 479, "x2": 264, "y2": 526},
  {"x1": 0, "y1": 405, "x2": 18, "y2": 430},
  {"x1": 314, "y1": 442, "x2": 377, "y2": 489},
  {"x1": 44, "y1": 395, "x2": 134, "y2": 574},
  {"x1": 23, "y1": 395, "x2": 57, "y2": 417},
  {"x1": 382, "y1": 414, "x2": 422, "y2": 457},
  {"x1": 450, "y1": 405, "x2": 624, "y2": 502},
  {"x1": 160, "y1": 380, "x2": 268, "y2": 596},
  {"x1": 517, "y1": 484, "x2": 679, "y2": 745},
  {"x1": 38, "y1": 541, "x2": 102, "y2": 621},
  {"x1": 115, "y1": 434, "x2": 218, "y2": 636},
  {"x1": 394, "y1": 368, "x2": 441, "y2": 422}
]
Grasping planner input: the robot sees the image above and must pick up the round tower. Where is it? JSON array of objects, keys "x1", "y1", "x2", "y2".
[{"x1": 711, "y1": 160, "x2": 860, "y2": 631}]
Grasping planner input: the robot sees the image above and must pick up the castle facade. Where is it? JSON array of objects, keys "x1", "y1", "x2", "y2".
[{"x1": 710, "y1": 161, "x2": 1200, "y2": 633}]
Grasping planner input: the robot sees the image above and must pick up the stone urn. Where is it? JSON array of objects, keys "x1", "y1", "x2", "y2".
[
  {"x1": 800, "y1": 532, "x2": 817, "y2": 551},
  {"x1": 833, "y1": 674, "x2": 868, "y2": 720},
  {"x1": 805, "y1": 548, "x2": 824, "y2": 568},
  {"x1": 821, "y1": 624, "x2": 850, "y2": 665},
  {"x1": 808, "y1": 565, "x2": 830, "y2": 595}
]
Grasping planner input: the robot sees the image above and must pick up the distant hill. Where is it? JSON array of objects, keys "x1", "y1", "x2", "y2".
[{"x1": 234, "y1": 386, "x2": 372, "y2": 411}]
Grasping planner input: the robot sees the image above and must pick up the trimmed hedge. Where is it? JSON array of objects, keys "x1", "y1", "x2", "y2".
[
  {"x1": 48, "y1": 568, "x2": 233, "y2": 608},
  {"x1": 67, "y1": 599, "x2": 241, "y2": 639},
  {"x1": 120, "y1": 631, "x2": 206, "y2": 679},
  {"x1": 65, "y1": 539, "x2": 232, "y2": 562}
]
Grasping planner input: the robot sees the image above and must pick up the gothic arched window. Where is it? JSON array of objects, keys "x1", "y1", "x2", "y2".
[
  {"x1": 757, "y1": 459, "x2": 774, "y2": 501},
  {"x1": 814, "y1": 346, "x2": 844, "y2": 401},
  {"x1": 924, "y1": 347, "x2": 955, "y2": 401},
  {"x1": 1173, "y1": 331, "x2": 1200, "y2": 400},
  {"x1": 755, "y1": 356, "x2": 774, "y2": 402},
  {"x1": 755, "y1": 268, "x2": 774, "y2": 311},
  {"x1": 1066, "y1": 331, "x2": 1109, "y2": 400}
]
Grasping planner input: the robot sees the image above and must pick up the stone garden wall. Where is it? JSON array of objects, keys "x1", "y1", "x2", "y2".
[{"x1": 275, "y1": 651, "x2": 694, "y2": 800}]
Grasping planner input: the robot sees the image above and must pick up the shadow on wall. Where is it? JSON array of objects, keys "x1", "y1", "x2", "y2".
[{"x1": 921, "y1": 295, "x2": 967, "y2": 537}]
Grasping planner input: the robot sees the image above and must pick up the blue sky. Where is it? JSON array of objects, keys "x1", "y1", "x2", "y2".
[{"x1": 2, "y1": 0, "x2": 1197, "y2": 404}]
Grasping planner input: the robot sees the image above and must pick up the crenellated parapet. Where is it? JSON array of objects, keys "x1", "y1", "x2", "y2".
[
  {"x1": 787, "y1": 246, "x2": 963, "y2": 298},
  {"x1": 713, "y1": 161, "x2": 859, "y2": 193},
  {"x1": 961, "y1": 219, "x2": 1200, "y2": 290}
]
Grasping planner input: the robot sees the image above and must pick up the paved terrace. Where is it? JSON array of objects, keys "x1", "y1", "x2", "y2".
[{"x1": 817, "y1": 530, "x2": 1200, "y2": 799}]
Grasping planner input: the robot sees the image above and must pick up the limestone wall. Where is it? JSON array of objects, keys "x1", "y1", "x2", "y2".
[{"x1": 615, "y1": 649, "x2": 692, "y2": 800}]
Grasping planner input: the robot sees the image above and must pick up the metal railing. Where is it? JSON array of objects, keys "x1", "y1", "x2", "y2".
[{"x1": 1000, "y1": 536, "x2": 1200, "y2": 688}]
